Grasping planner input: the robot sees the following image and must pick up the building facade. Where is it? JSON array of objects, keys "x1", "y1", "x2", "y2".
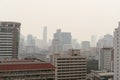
[
  {"x1": 89, "y1": 70, "x2": 113, "y2": 80},
  {"x1": 52, "y1": 49, "x2": 87, "y2": 80},
  {"x1": 99, "y1": 48, "x2": 114, "y2": 72},
  {"x1": 0, "y1": 22, "x2": 21, "y2": 59},
  {"x1": 114, "y1": 22, "x2": 120, "y2": 80},
  {"x1": 0, "y1": 62, "x2": 55, "y2": 80}
]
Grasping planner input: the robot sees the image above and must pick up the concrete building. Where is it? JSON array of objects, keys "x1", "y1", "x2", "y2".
[
  {"x1": 114, "y1": 22, "x2": 120, "y2": 80},
  {"x1": 52, "y1": 49, "x2": 87, "y2": 80},
  {"x1": 99, "y1": 48, "x2": 114, "y2": 72},
  {"x1": 0, "y1": 21, "x2": 21, "y2": 59},
  {"x1": 88, "y1": 70, "x2": 113, "y2": 80},
  {"x1": 42, "y1": 26, "x2": 48, "y2": 50},
  {"x1": 0, "y1": 60, "x2": 55, "y2": 80}
]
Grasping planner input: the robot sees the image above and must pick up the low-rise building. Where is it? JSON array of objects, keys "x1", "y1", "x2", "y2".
[
  {"x1": 0, "y1": 60, "x2": 55, "y2": 80},
  {"x1": 88, "y1": 70, "x2": 113, "y2": 80}
]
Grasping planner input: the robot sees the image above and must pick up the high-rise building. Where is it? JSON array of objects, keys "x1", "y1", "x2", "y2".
[
  {"x1": 51, "y1": 39, "x2": 62, "y2": 53},
  {"x1": 52, "y1": 49, "x2": 87, "y2": 80},
  {"x1": 26, "y1": 34, "x2": 35, "y2": 46},
  {"x1": 19, "y1": 34, "x2": 25, "y2": 54},
  {"x1": 91, "y1": 35, "x2": 97, "y2": 47},
  {"x1": 43, "y1": 26, "x2": 47, "y2": 44},
  {"x1": 81, "y1": 41, "x2": 90, "y2": 51},
  {"x1": 43, "y1": 26, "x2": 47, "y2": 49},
  {"x1": 114, "y1": 22, "x2": 120, "y2": 80},
  {"x1": 25, "y1": 34, "x2": 36, "y2": 54},
  {"x1": 97, "y1": 34, "x2": 113, "y2": 48},
  {"x1": 99, "y1": 48, "x2": 114, "y2": 72},
  {"x1": 51, "y1": 29, "x2": 72, "y2": 53},
  {"x1": 0, "y1": 21, "x2": 21, "y2": 59},
  {"x1": 61, "y1": 32, "x2": 71, "y2": 45}
]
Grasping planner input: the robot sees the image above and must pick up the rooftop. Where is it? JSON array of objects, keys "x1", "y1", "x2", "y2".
[{"x1": 0, "y1": 63, "x2": 55, "y2": 71}]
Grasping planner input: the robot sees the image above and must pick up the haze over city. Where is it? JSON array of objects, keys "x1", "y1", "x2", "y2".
[{"x1": 0, "y1": 0, "x2": 120, "y2": 42}]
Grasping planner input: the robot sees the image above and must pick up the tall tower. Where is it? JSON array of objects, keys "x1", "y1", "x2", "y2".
[
  {"x1": 114, "y1": 22, "x2": 120, "y2": 80},
  {"x1": 43, "y1": 26, "x2": 47, "y2": 49},
  {"x1": 43, "y1": 26, "x2": 47, "y2": 43},
  {"x1": 0, "y1": 21, "x2": 21, "y2": 59},
  {"x1": 91, "y1": 35, "x2": 96, "y2": 47}
]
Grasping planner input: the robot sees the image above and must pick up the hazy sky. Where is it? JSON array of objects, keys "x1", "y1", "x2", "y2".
[{"x1": 0, "y1": 0, "x2": 120, "y2": 42}]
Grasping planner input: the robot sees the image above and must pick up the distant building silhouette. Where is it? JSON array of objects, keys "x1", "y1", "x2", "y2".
[
  {"x1": 91, "y1": 35, "x2": 97, "y2": 47},
  {"x1": 51, "y1": 29, "x2": 72, "y2": 53},
  {"x1": 97, "y1": 34, "x2": 113, "y2": 48},
  {"x1": 81, "y1": 41, "x2": 90, "y2": 51},
  {"x1": 42, "y1": 26, "x2": 48, "y2": 49},
  {"x1": 26, "y1": 34, "x2": 36, "y2": 54},
  {"x1": 19, "y1": 34, "x2": 25, "y2": 54}
]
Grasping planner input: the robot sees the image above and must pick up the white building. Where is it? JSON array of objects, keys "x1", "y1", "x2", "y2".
[{"x1": 114, "y1": 22, "x2": 120, "y2": 80}]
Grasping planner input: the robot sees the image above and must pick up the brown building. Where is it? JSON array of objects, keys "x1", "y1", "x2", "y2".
[
  {"x1": 0, "y1": 60, "x2": 55, "y2": 80},
  {"x1": 0, "y1": 22, "x2": 21, "y2": 59}
]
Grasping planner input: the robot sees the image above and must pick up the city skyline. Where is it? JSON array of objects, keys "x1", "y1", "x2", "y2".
[{"x1": 0, "y1": 0, "x2": 120, "y2": 42}]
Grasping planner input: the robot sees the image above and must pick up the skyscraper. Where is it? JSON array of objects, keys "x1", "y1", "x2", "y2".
[
  {"x1": 0, "y1": 21, "x2": 21, "y2": 59},
  {"x1": 91, "y1": 35, "x2": 97, "y2": 47},
  {"x1": 43, "y1": 26, "x2": 47, "y2": 49},
  {"x1": 114, "y1": 22, "x2": 120, "y2": 80},
  {"x1": 43, "y1": 26, "x2": 47, "y2": 44}
]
